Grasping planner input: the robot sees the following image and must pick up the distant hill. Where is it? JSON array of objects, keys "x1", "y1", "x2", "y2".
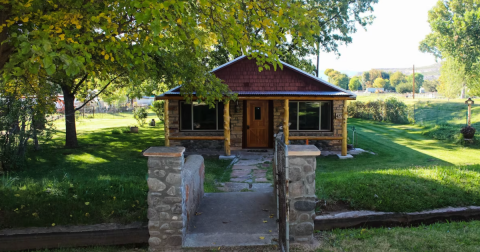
[{"x1": 375, "y1": 63, "x2": 442, "y2": 81}]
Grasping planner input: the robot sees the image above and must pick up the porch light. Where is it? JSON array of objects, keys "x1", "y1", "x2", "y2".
[{"x1": 235, "y1": 100, "x2": 240, "y2": 113}]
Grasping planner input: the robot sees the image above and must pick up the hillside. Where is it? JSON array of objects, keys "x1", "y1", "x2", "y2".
[{"x1": 376, "y1": 63, "x2": 441, "y2": 80}]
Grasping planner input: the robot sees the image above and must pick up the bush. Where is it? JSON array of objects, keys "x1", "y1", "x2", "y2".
[
  {"x1": 150, "y1": 100, "x2": 164, "y2": 121},
  {"x1": 121, "y1": 128, "x2": 131, "y2": 133},
  {"x1": 348, "y1": 97, "x2": 408, "y2": 124},
  {"x1": 111, "y1": 129, "x2": 122, "y2": 134},
  {"x1": 133, "y1": 107, "x2": 148, "y2": 127},
  {"x1": 461, "y1": 126, "x2": 476, "y2": 139}
]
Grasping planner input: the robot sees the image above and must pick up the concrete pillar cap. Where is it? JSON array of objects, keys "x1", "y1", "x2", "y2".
[
  {"x1": 143, "y1": 147, "x2": 185, "y2": 157},
  {"x1": 287, "y1": 145, "x2": 321, "y2": 157}
]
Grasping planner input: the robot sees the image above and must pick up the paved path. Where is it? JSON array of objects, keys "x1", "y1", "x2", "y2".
[{"x1": 230, "y1": 152, "x2": 273, "y2": 183}]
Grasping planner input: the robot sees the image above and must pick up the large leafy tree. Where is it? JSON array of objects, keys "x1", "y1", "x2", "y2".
[
  {"x1": 349, "y1": 76, "x2": 362, "y2": 91},
  {"x1": 438, "y1": 57, "x2": 465, "y2": 98},
  {"x1": 420, "y1": 0, "x2": 480, "y2": 95},
  {"x1": 324, "y1": 69, "x2": 349, "y2": 90},
  {"x1": 390, "y1": 71, "x2": 407, "y2": 88},
  {"x1": 2, "y1": 0, "x2": 339, "y2": 148}
]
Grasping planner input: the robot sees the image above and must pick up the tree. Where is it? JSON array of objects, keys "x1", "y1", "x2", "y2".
[
  {"x1": 349, "y1": 77, "x2": 362, "y2": 91},
  {"x1": 362, "y1": 71, "x2": 371, "y2": 88},
  {"x1": 438, "y1": 58, "x2": 464, "y2": 99},
  {"x1": 324, "y1": 69, "x2": 349, "y2": 90},
  {"x1": 406, "y1": 73, "x2": 424, "y2": 88},
  {"x1": 373, "y1": 78, "x2": 386, "y2": 88},
  {"x1": 3, "y1": 0, "x2": 342, "y2": 148},
  {"x1": 423, "y1": 79, "x2": 439, "y2": 92},
  {"x1": 420, "y1": 0, "x2": 480, "y2": 95},
  {"x1": 390, "y1": 71, "x2": 406, "y2": 87}
]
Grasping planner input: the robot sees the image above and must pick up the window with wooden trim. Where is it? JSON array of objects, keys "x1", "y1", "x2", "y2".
[
  {"x1": 289, "y1": 101, "x2": 332, "y2": 131},
  {"x1": 180, "y1": 101, "x2": 224, "y2": 131}
]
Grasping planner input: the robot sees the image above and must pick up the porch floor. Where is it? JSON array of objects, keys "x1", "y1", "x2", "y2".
[{"x1": 184, "y1": 190, "x2": 278, "y2": 247}]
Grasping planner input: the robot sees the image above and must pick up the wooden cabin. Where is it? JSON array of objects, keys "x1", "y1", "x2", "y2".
[{"x1": 156, "y1": 56, "x2": 356, "y2": 156}]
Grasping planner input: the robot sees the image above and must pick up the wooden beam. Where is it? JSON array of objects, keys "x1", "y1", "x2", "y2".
[
  {"x1": 341, "y1": 100, "x2": 348, "y2": 156},
  {"x1": 155, "y1": 96, "x2": 355, "y2": 101},
  {"x1": 164, "y1": 99, "x2": 170, "y2": 147},
  {"x1": 224, "y1": 101, "x2": 231, "y2": 156},
  {"x1": 169, "y1": 136, "x2": 225, "y2": 141},
  {"x1": 284, "y1": 99, "x2": 289, "y2": 145},
  {"x1": 289, "y1": 136, "x2": 343, "y2": 141}
]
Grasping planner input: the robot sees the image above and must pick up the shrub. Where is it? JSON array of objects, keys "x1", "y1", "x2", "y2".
[
  {"x1": 133, "y1": 107, "x2": 148, "y2": 127},
  {"x1": 348, "y1": 97, "x2": 408, "y2": 124},
  {"x1": 461, "y1": 126, "x2": 476, "y2": 139},
  {"x1": 121, "y1": 128, "x2": 131, "y2": 133},
  {"x1": 111, "y1": 129, "x2": 122, "y2": 134},
  {"x1": 150, "y1": 101, "x2": 164, "y2": 122}
]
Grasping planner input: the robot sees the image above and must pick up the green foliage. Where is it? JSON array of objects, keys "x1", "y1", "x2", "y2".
[
  {"x1": 203, "y1": 158, "x2": 232, "y2": 193},
  {"x1": 111, "y1": 129, "x2": 122, "y2": 134},
  {"x1": 133, "y1": 108, "x2": 148, "y2": 127},
  {"x1": 348, "y1": 77, "x2": 362, "y2": 91},
  {"x1": 438, "y1": 58, "x2": 465, "y2": 99},
  {"x1": 395, "y1": 82, "x2": 420, "y2": 94},
  {"x1": 0, "y1": 98, "x2": 53, "y2": 171},
  {"x1": 121, "y1": 128, "x2": 131, "y2": 133},
  {"x1": 390, "y1": 71, "x2": 406, "y2": 87},
  {"x1": 407, "y1": 73, "x2": 424, "y2": 88},
  {"x1": 325, "y1": 69, "x2": 349, "y2": 89},
  {"x1": 423, "y1": 79, "x2": 439, "y2": 92},
  {"x1": 150, "y1": 100, "x2": 164, "y2": 122},
  {"x1": 372, "y1": 78, "x2": 386, "y2": 88},
  {"x1": 348, "y1": 98, "x2": 409, "y2": 124}
]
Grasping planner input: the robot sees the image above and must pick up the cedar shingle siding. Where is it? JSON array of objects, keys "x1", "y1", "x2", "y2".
[{"x1": 214, "y1": 58, "x2": 338, "y2": 92}]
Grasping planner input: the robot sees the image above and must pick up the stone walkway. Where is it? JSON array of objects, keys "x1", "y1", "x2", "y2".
[
  {"x1": 217, "y1": 150, "x2": 274, "y2": 193},
  {"x1": 230, "y1": 151, "x2": 273, "y2": 183}
]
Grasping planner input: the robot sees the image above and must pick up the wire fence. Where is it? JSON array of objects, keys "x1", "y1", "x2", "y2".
[{"x1": 410, "y1": 102, "x2": 478, "y2": 128}]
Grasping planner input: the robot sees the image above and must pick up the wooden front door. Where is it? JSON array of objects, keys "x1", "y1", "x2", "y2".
[{"x1": 246, "y1": 100, "x2": 269, "y2": 148}]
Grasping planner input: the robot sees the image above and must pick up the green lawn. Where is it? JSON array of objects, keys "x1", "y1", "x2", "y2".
[
  {"x1": 316, "y1": 118, "x2": 480, "y2": 212},
  {"x1": 0, "y1": 112, "x2": 229, "y2": 229},
  {"x1": 313, "y1": 220, "x2": 480, "y2": 252}
]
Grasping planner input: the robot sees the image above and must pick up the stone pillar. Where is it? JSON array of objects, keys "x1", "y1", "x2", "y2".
[
  {"x1": 287, "y1": 145, "x2": 321, "y2": 243},
  {"x1": 143, "y1": 147, "x2": 204, "y2": 252}
]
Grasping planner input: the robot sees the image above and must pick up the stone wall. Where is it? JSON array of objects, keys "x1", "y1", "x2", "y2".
[
  {"x1": 286, "y1": 145, "x2": 320, "y2": 243},
  {"x1": 143, "y1": 147, "x2": 204, "y2": 251}
]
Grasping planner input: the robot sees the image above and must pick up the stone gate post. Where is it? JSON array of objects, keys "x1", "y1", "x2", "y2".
[
  {"x1": 143, "y1": 147, "x2": 204, "y2": 251},
  {"x1": 287, "y1": 145, "x2": 321, "y2": 243}
]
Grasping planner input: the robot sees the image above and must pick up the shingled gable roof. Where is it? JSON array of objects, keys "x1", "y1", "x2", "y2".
[{"x1": 159, "y1": 55, "x2": 356, "y2": 98}]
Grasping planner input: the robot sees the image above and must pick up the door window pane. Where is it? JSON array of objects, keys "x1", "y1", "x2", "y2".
[
  {"x1": 255, "y1": 107, "x2": 261, "y2": 120},
  {"x1": 180, "y1": 102, "x2": 192, "y2": 130},
  {"x1": 193, "y1": 103, "x2": 217, "y2": 130},
  {"x1": 289, "y1": 102, "x2": 298, "y2": 130},
  {"x1": 299, "y1": 102, "x2": 320, "y2": 130},
  {"x1": 321, "y1": 102, "x2": 331, "y2": 130}
]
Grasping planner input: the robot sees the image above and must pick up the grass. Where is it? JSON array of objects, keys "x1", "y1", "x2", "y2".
[
  {"x1": 314, "y1": 220, "x2": 480, "y2": 252},
  {"x1": 0, "y1": 112, "x2": 230, "y2": 229},
  {"x1": 203, "y1": 158, "x2": 233, "y2": 193},
  {"x1": 316, "y1": 119, "x2": 480, "y2": 212}
]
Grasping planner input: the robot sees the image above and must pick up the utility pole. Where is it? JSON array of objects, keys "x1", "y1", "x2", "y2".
[{"x1": 412, "y1": 65, "x2": 415, "y2": 99}]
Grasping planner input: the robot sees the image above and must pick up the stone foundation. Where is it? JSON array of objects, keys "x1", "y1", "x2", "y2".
[{"x1": 143, "y1": 147, "x2": 204, "y2": 251}]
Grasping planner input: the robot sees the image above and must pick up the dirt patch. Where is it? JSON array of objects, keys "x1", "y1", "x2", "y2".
[{"x1": 316, "y1": 200, "x2": 351, "y2": 215}]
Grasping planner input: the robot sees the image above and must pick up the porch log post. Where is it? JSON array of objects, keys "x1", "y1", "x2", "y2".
[
  {"x1": 224, "y1": 101, "x2": 231, "y2": 156},
  {"x1": 341, "y1": 100, "x2": 348, "y2": 156},
  {"x1": 164, "y1": 99, "x2": 170, "y2": 147},
  {"x1": 284, "y1": 99, "x2": 289, "y2": 145}
]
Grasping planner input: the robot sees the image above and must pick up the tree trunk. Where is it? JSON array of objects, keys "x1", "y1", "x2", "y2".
[{"x1": 62, "y1": 87, "x2": 78, "y2": 148}]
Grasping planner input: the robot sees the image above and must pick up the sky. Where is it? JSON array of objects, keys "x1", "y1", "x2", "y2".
[{"x1": 314, "y1": 0, "x2": 440, "y2": 77}]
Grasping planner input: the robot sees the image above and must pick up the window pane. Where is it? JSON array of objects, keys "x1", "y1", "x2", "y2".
[
  {"x1": 321, "y1": 102, "x2": 331, "y2": 130},
  {"x1": 255, "y1": 107, "x2": 261, "y2": 120},
  {"x1": 299, "y1": 102, "x2": 320, "y2": 130},
  {"x1": 180, "y1": 102, "x2": 192, "y2": 130},
  {"x1": 217, "y1": 102, "x2": 224, "y2": 130},
  {"x1": 193, "y1": 103, "x2": 217, "y2": 130},
  {"x1": 289, "y1": 102, "x2": 298, "y2": 130}
]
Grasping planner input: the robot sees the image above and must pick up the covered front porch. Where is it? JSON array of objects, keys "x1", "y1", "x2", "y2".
[{"x1": 158, "y1": 95, "x2": 351, "y2": 157}]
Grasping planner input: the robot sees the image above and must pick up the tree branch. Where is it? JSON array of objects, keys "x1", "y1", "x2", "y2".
[
  {"x1": 74, "y1": 73, "x2": 125, "y2": 111},
  {"x1": 72, "y1": 73, "x2": 89, "y2": 95}
]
